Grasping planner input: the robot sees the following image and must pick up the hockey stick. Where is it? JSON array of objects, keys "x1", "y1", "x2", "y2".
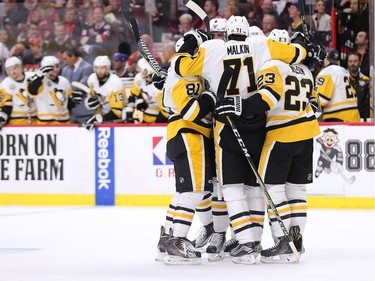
[
  {"x1": 183, "y1": 0, "x2": 210, "y2": 32},
  {"x1": 316, "y1": 143, "x2": 356, "y2": 184},
  {"x1": 217, "y1": 67, "x2": 300, "y2": 262},
  {"x1": 71, "y1": 81, "x2": 93, "y2": 96},
  {"x1": 120, "y1": 0, "x2": 162, "y2": 76},
  {"x1": 297, "y1": 0, "x2": 311, "y2": 40}
]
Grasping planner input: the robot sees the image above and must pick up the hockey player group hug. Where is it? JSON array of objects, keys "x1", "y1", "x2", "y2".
[{"x1": 154, "y1": 16, "x2": 326, "y2": 265}]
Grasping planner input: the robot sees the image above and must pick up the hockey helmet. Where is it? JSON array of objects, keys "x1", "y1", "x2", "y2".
[
  {"x1": 41, "y1": 56, "x2": 59, "y2": 67},
  {"x1": 210, "y1": 18, "x2": 227, "y2": 33},
  {"x1": 93, "y1": 55, "x2": 111, "y2": 70},
  {"x1": 5, "y1": 56, "x2": 23, "y2": 69},
  {"x1": 226, "y1": 16, "x2": 249, "y2": 37},
  {"x1": 326, "y1": 48, "x2": 339, "y2": 64},
  {"x1": 141, "y1": 62, "x2": 155, "y2": 78},
  {"x1": 268, "y1": 29, "x2": 290, "y2": 44},
  {"x1": 248, "y1": 25, "x2": 265, "y2": 37},
  {"x1": 175, "y1": 37, "x2": 185, "y2": 52}
]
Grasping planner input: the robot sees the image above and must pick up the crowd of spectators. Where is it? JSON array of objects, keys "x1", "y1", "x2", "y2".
[{"x1": 0, "y1": 0, "x2": 372, "y2": 122}]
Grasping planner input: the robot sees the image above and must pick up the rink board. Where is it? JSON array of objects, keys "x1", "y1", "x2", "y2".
[{"x1": 0, "y1": 123, "x2": 374, "y2": 209}]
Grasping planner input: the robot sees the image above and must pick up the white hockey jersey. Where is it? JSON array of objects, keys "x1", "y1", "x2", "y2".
[
  {"x1": 256, "y1": 60, "x2": 320, "y2": 142},
  {"x1": 316, "y1": 64, "x2": 360, "y2": 122},
  {"x1": 0, "y1": 72, "x2": 36, "y2": 124},
  {"x1": 174, "y1": 36, "x2": 306, "y2": 99},
  {"x1": 87, "y1": 73, "x2": 125, "y2": 118},
  {"x1": 26, "y1": 75, "x2": 72, "y2": 124}
]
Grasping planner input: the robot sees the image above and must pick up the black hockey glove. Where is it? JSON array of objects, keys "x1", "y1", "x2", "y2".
[
  {"x1": 215, "y1": 96, "x2": 242, "y2": 117},
  {"x1": 71, "y1": 90, "x2": 84, "y2": 103},
  {"x1": 85, "y1": 113, "x2": 103, "y2": 131},
  {"x1": 84, "y1": 95, "x2": 101, "y2": 110},
  {"x1": 152, "y1": 69, "x2": 167, "y2": 90},
  {"x1": 306, "y1": 43, "x2": 326, "y2": 63},
  {"x1": 136, "y1": 98, "x2": 148, "y2": 111},
  {"x1": 0, "y1": 115, "x2": 7, "y2": 131},
  {"x1": 290, "y1": 32, "x2": 309, "y2": 49}
]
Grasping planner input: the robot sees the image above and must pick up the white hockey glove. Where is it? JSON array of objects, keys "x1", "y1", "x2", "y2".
[
  {"x1": 215, "y1": 96, "x2": 242, "y2": 117},
  {"x1": 85, "y1": 113, "x2": 103, "y2": 131},
  {"x1": 330, "y1": 161, "x2": 343, "y2": 174},
  {"x1": 309, "y1": 95, "x2": 322, "y2": 118},
  {"x1": 152, "y1": 69, "x2": 167, "y2": 90},
  {"x1": 84, "y1": 95, "x2": 101, "y2": 110}
]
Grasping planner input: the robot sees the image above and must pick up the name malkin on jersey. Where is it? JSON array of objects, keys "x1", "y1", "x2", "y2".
[{"x1": 227, "y1": 44, "x2": 250, "y2": 55}]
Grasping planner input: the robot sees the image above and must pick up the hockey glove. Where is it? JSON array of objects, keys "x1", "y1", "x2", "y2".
[
  {"x1": 71, "y1": 90, "x2": 83, "y2": 103},
  {"x1": 309, "y1": 95, "x2": 322, "y2": 119},
  {"x1": 85, "y1": 113, "x2": 103, "y2": 131},
  {"x1": 84, "y1": 95, "x2": 101, "y2": 110},
  {"x1": 136, "y1": 98, "x2": 148, "y2": 111},
  {"x1": 152, "y1": 69, "x2": 167, "y2": 90},
  {"x1": 0, "y1": 112, "x2": 8, "y2": 131},
  {"x1": 122, "y1": 106, "x2": 135, "y2": 123},
  {"x1": 215, "y1": 96, "x2": 242, "y2": 117},
  {"x1": 290, "y1": 32, "x2": 309, "y2": 49},
  {"x1": 306, "y1": 43, "x2": 326, "y2": 63}
]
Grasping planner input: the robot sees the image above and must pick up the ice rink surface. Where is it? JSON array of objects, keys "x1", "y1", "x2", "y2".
[{"x1": 0, "y1": 206, "x2": 374, "y2": 281}]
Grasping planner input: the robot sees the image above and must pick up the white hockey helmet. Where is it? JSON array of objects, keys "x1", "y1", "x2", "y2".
[
  {"x1": 137, "y1": 58, "x2": 148, "y2": 72},
  {"x1": 41, "y1": 56, "x2": 59, "y2": 67},
  {"x1": 248, "y1": 25, "x2": 265, "y2": 37},
  {"x1": 141, "y1": 62, "x2": 155, "y2": 78},
  {"x1": 210, "y1": 18, "x2": 227, "y2": 33},
  {"x1": 175, "y1": 37, "x2": 184, "y2": 52},
  {"x1": 93, "y1": 55, "x2": 111, "y2": 70},
  {"x1": 226, "y1": 16, "x2": 249, "y2": 37},
  {"x1": 5, "y1": 56, "x2": 23, "y2": 69},
  {"x1": 268, "y1": 29, "x2": 290, "y2": 44}
]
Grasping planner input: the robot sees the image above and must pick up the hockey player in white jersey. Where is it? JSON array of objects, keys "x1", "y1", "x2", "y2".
[
  {"x1": 26, "y1": 56, "x2": 72, "y2": 124},
  {"x1": 0, "y1": 57, "x2": 36, "y2": 129},
  {"x1": 155, "y1": 38, "x2": 216, "y2": 265},
  {"x1": 173, "y1": 16, "x2": 324, "y2": 265},
  {"x1": 83, "y1": 55, "x2": 125, "y2": 130},
  {"x1": 315, "y1": 48, "x2": 360, "y2": 122},
  {"x1": 216, "y1": 28, "x2": 321, "y2": 263},
  {"x1": 209, "y1": 18, "x2": 227, "y2": 40},
  {"x1": 128, "y1": 59, "x2": 168, "y2": 123}
]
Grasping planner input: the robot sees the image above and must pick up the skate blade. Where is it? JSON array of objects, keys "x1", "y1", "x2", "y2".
[
  {"x1": 155, "y1": 251, "x2": 167, "y2": 262},
  {"x1": 207, "y1": 252, "x2": 225, "y2": 262},
  {"x1": 232, "y1": 254, "x2": 257, "y2": 265},
  {"x1": 260, "y1": 254, "x2": 298, "y2": 264},
  {"x1": 163, "y1": 255, "x2": 202, "y2": 265}
]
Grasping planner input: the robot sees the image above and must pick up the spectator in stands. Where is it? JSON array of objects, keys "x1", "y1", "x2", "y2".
[
  {"x1": 62, "y1": 8, "x2": 84, "y2": 44},
  {"x1": 111, "y1": 52, "x2": 131, "y2": 78},
  {"x1": 347, "y1": 52, "x2": 370, "y2": 121},
  {"x1": 60, "y1": 47, "x2": 94, "y2": 124},
  {"x1": 339, "y1": 0, "x2": 369, "y2": 35},
  {"x1": 352, "y1": 31, "x2": 369, "y2": 76},
  {"x1": 204, "y1": 0, "x2": 224, "y2": 21},
  {"x1": 257, "y1": 0, "x2": 286, "y2": 30},
  {"x1": 160, "y1": 41, "x2": 176, "y2": 70},
  {"x1": 23, "y1": 0, "x2": 38, "y2": 12},
  {"x1": 17, "y1": 22, "x2": 42, "y2": 50},
  {"x1": 9, "y1": 43, "x2": 28, "y2": 62},
  {"x1": 178, "y1": 14, "x2": 194, "y2": 35},
  {"x1": 2, "y1": 0, "x2": 29, "y2": 37},
  {"x1": 223, "y1": 5, "x2": 240, "y2": 19},
  {"x1": 80, "y1": 6, "x2": 113, "y2": 63},
  {"x1": 286, "y1": 2, "x2": 308, "y2": 36},
  {"x1": 23, "y1": 37, "x2": 44, "y2": 71},
  {"x1": 311, "y1": 0, "x2": 331, "y2": 48},
  {"x1": 262, "y1": 14, "x2": 276, "y2": 36},
  {"x1": 46, "y1": 22, "x2": 75, "y2": 58},
  {"x1": 27, "y1": 0, "x2": 60, "y2": 41},
  {"x1": 0, "y1": 29, "x2": 16, "y2": 51}
]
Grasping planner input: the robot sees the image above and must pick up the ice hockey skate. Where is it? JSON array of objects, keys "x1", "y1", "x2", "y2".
[
  {"x1": 164, "y1": 236, "x2": 202, "y2": 265},
  {"x1": 231, "y1": 241, "x2": 262, "y2": 265},
  {"x1": 223, "y1": 238, "x2": 239, "y2": 256},
  {"x1": 192, "y1": 222, "x2": 214, "y2": 251},
  {"x1": 155, "y1": 226, "x2": 169, "y2": 262},
  {"x1": 206, "y1": 232, "x2": 226, "y2": 262},
  {"x1": 260, "y1": 226, "x2": 304, "y2": 264}
]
